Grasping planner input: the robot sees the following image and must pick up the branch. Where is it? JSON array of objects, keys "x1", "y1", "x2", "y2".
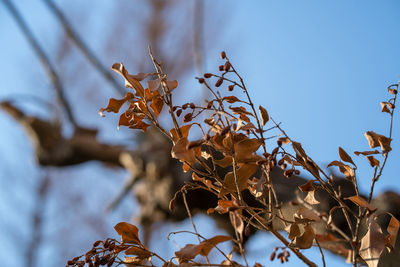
[{"x1": 3, "y1": 0, "x2": 78, "y2": 128}]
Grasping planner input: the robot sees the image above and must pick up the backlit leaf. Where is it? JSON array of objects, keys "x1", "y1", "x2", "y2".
[
  {"x1": 199, "y1": 235, "x2": 231, "y2": 256},
  {"x1": 344, "y1": 195, "x2": 376, "y2": 212},
  {"x1": 111, "y1": 63, "x2": 145, "y2": 97},
  {"x1": 293, "y1": 224, "x2": 315, "y2": 249},
  {"x1": 114, "y1": 222, "x2": 141, "y2": 245},
  {"x1": 150, "y1": 96, "x2": 164, "y2": 117},
  {"x1": 339, "y1": 147, "x2": 355, "y2": 166},
  {"x1": 219, "y1": 163, "x2": 258, "y2": 196},
  {"x1": 304, "y1": 191, "x2": 320, "y2": 205},
  {"x1": 258, "y1": 105, "x2": 269, "y2": 126},
  {"x1": 366, "y1": 156, "x2": 380, "y2": 167},
  {"x1": 387, "y1": 216, "x2": 400, "y2": 250},
  {"x1": 360, "y1": 217, "x2": 385, "y2": 267}
]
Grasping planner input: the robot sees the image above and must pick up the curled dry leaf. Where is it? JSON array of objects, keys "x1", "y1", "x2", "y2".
[
  {"x1": 293, "y1": 224, "x2": 315, "y2": 249},
  {"x1": 295, "y1": 207, "x2": 320, "y2": 223},
  {"x1": 298, "y1": 180, "x2": 315, "y2": 192},
  {"x1": 111, "y1": 63, "x2": 145, "y2": 97},
  {"x1": 114, "y1": 222, "x2": 141, "y2": 245},
  {"x1": 277, "y1": 137, "x2": 291, "y2": 145},
  {"x1": 360, "y1": 217, "x2": 386, "y2": 267},
  {"x1": 99, "y1": 92, "x2": 134, "y2": 116},
  {"x1": 304, "y1": 191, "x2": 320, "y2": 205},
  {"x1": 219, "y1": 163, "x2": 258, "y2": 196},
  {"x1": 150, "y1": 96, "x2": 164, "y2": 118},
  {"x1": 365, "y1": 131, "x2": 392, "y2": 153},
  {"x1": 234, "y1": 138, "x2": 262, "y2": 163},
  {"x1": 286, "y1": 223, "x2": 301, "y2": 240},
  {"x1": 380, "y1": 102, "x2": 391, "y2": 113},
  {"x1": 354, "y1": 150, "x2": 380, "y2": 156},
  {"x1": 258, "y1": 105, "x2": 269, "y2": 126},
  {"x1": 339, "y1": 146, "x2": 356, "y2": 166},
  {"x1": 223, "y1": 95, "x2": 240, "y2": 103},
  {"x1": 327, "y1": 161, "x2": 355, "y2": 180},
  {"x1": 366, "y1": 156, "x2": 380, "y2": 167},
  {"x1": 125, "y1": 246, "x2": 152, "y2": 259},
  {"x1": 344, "y1": 195, "x2": 377, "y2": 212},
  {"x1": 387, "y1": 216, "x2": 400, "y2": 250},
  {"x1": 174, "y1": 236, "x2": 231, "y2": 263}
]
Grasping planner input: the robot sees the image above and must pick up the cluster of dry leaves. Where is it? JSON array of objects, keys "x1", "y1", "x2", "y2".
[{"x1": 69, "y1": 51, "x2": 399, "y2": 267}]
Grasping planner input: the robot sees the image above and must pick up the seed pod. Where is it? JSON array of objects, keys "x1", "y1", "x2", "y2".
[
  {"x1": 176, "y1": 109, "x2": 182, "y2": 117},
  {"x1": 204, "y1": 73, "x2": 213, "y2": 78},
  {"x1": 281, "y1": 163, "x2": 287, "y2": 170},
  {"x1": 189, "y1": 103, "x2": 195, "y2": 109},
  {"x1": 183, "y1": 113, "x2": 193, "y2": 123},
  {"x1": 294, "y1": 169, "x2": 300, "y2": 175},
  {"x1": 182, "y1": 103, "x2": 188, "y2": 110},
  {"x1": 224, "y1": 61, "x2": 231, "y2": 71},
  {"x1": 93, "y1": 240, "x2": 102, "y2": 247},
  {"x1": 220, "y1": 51, "x2": 226, "y2": 59},
  {"x1": 218, "y1": 65, "x2": 224, "y2": 71},
  {"x1": 198, "y1": 78, "x2": 205, "y2": 84},
  {"x1": 228, "y1": 85, "x2": 234, "y2": 91},
  {"x1": 270, "y1": 251, "x2": 276, "y2": 261},
  {"x1": 284, "y1": 169, "x2": 294, "y2": 178},
  {"x1": 215, "y1": 78, "x2": 223, "y2": 87},
  {"x1": 277, "y1": 158, "x2": 285, "y2": 166}
]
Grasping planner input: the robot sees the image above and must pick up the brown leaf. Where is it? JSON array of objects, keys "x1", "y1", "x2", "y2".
[
  {"x1": 125, "y1": 246, "x2": 152, "y2": 259},
  {"x1": 171, "y1": 138, "x2": 200, "y2": 165},
  {"x1": 293, "y1": 224, "x2": 315, "y2": 249},
  {"x1": 277, "y1": 137, "x2": 291, "y2": 145},
  {"x1": 214, "y1": 156, "x2": 233, "y2": 168},
  {"x1": 286, "y1": 223, "x2": 301, "y2": 240},
  {"x1": 387, "y1": 216, "x2": 400, "y2": 250},
  {"x1": 234, "y1": 138, "x2": 262, "y2": 163},
  {"x1": 111, "y1": 63, "x2": 145, "y2": 97},
  {"x1": 327, "y1": 161, "x2": 354, "y2": 180},
  {"x1": 344, "y1": 195, "x2": 377, "y2": 212},
  {"x1": 365, "y1": 132, "x2": 392, "y2": 153},
  {"x1": 209, "y1": 199, "x2": 238, "y2": 214},
  {"x1": 199, "y1": 235, "x2": 231, "y2": 256},
  {"x1": 360, "y1": 217, "x2": 386, "y2": 267},
  {"x1": 223, "y1": 96, "x2": 240, "y2": 103},
  {"x1": 295, "y1": 207, "x2": 320, "y2": 222},
  {"x1": 165, "y1": 80, "x2": 178, "y2": 91},
  {"x1": 354, "y1": 150, "x2": 380, "y2": 156},
  {"x1": 150, "y1": 96, "x2": 164, "y2": 117},
  {"x1": 114, "y1": 222, "x2": 141, "y2": 245},
  {"x1": 229, "y1": 106, "x2": 253, "y2": 117},
  {"x1": 148, "y1": 78, "x2": 161, "y2": 92},
  {"x1": 339, "y1": 146, "x2": 356, "y2": 166},
  {"x1": 170, "y1": 124, "x2": 193, "y2": 143},
  {"x1": 99, "y1": 92, "x2": 134, "y2": 116},
  {"x1": 229, "y1": 211, "x2": 244, "y2": 238},
  {"x1": 380, "y1": 102, "x2": 391, "y2": 113},
  {"x1": 366, "y1": 156, "x2": 380, "y2": 167},
  {"x1": 175, "y1": 244, "x2": 201, "y2": 263},
  {"x1": 298, "y1": 180, "x2": 315, "y2": 192},
  {"x1": 258, "y1": 105, "x2": 269, "y2": 126},
  {"x1": 304, "y1": 191, "x2": 320, "y2": 205},
  {"x1": 219, "y1": 163, "x2": 258, "y2": 196}
]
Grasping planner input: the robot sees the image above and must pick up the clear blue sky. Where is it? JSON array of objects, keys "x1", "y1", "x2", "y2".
[{"x1": 0, "y1": 1, "x2": 399, "y2": 266}]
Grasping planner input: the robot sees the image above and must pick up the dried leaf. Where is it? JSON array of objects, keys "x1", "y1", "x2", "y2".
[
  {"x1": 229, "y1": 211, "x2": 244, "y2": 238},
  {"x1": 354, "y1": 150, "x2": 380, "y2": 156},
  {"x1": 295, "y1": 207, "x2": 320, "y2": 222},
  {"x1": 114, "y1": 222, "x2": 141, "y2": 245},
  {"x1": 223, "y1": 96, "x2": 240, "y2": 103},
  {"x1": 380, "y1": 102, "x2": 391, "y2": 113},
  {"x1": 293, "y1": 224, "x2": 315, "y2": 249},
  {"x1": 170, "y1": 124, "x2": 193, "y2": 143},
  {"x1": 327, "y1": 161, "x2": 354, "y2": 180},
  {"x1": 150, "y1": 96, "x2": 164, "y2": 117},
  {"x1": 339, "y1": 147, "x2": 355, "y2": 166},
  {"x1": 258, "y1": 105, "x2": 269, "y2": 126},
  {"x1": 99, "y1": 92, "x2": 134, "y2": 116},
  {"x1": 148, "y1": 78, "x2": 161, "y2": 92},
  {"x1": 286, "y1": 223, "x2": 301, "y2": 240},
  {"x1": 277, "y1": 137, "x2": 291, "y2": 145},
  {"x1": 234, "y1": 138, "x2": 262, "y2": 163},
  {"x1": 214, "y1": 156, "x2": 233, "y2": 168},
  {"x1": 165, "y1": 80, "x2": 178, "y2": 91},
  {"x1": 304, "y1": 191, "x2": 320, "y2": 205},
  {"x1": 219, "y1": 163, "x2": 258, "y2": 196},
  {"x1": 199, "y1": 235, "x2": 231, "y2": 256},
  {"x1": 171, "y1": 138, "x2": 200, "y2": 165},
  {"x1": 366, "y1": 156, "x2": 380, "y2": 167},
  {"x1": 344, "y1": 195, "x2": 377, "y2": 212},
  {"x1": 298, "y1": 180, "x2": 315, "y2": 192},
  {"x1": 111, "y1": 63, "x2": 145, "y2": 97},
  {"x1": 387, "y1": 216, "x2": 400, "y2": 250},
  {"x1": 229, "y1": 106, "x2": 253, "y2": 117},
  {"x1": 365, "y1": 131, "x2": 392, "y2": 153},
  {"x1": 175, "y1": 244, "x2": 201, "y2": 263},
  {"x1": 360, "y1": 217, "x2": 386, "y2": 267},
  {"x1": 125, "y1": 246, "x2": 152, "y2": 259}
]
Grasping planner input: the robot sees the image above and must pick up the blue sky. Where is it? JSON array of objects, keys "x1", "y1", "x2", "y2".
[{"x1": 1, "y1": 1, "x2": 400, "y2": 266}]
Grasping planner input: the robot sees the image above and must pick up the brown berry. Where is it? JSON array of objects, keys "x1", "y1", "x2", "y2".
[
  {"x1": 228, "y1": 85, "x2": 234, "y2": 91},
  {"x1": 215, "y1": 78, "x2": 223, "y2": 87},
  {"x1": 204, "y1": 73, "x2": 213, "y2": 78},
  {"x1": 198, "y1": 78, "x2": 205, "y2": 84},
  {"x1": 220, "y1": 51, "x2": 226, "y2": 59}
]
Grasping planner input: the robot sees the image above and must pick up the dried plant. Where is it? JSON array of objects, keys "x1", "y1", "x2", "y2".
[{"x1": 68, "y1": 49, "x2": 399, "y2": 267}]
